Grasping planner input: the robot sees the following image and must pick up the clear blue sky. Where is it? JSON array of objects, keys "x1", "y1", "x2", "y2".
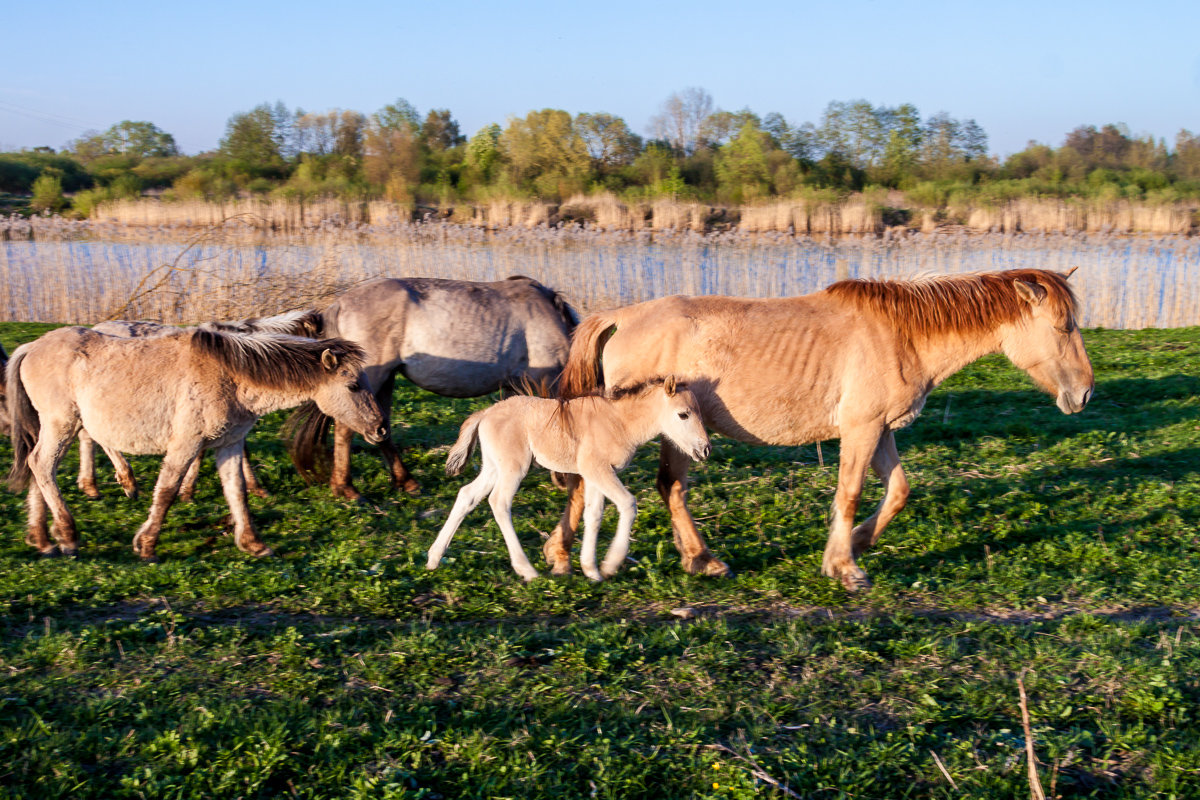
[{"x1": 2, "y1": 0, "x2": 1197, "y2": 158}]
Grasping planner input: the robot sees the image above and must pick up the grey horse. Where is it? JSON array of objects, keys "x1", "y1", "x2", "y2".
[{"x1": 288, "y1": 275, "x2": 579, "y2": 500}]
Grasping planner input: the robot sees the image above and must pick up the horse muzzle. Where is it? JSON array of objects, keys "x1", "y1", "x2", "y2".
[
  {"x1": 693, "y1": 443, "x2": 712, "y2": 461},
  {"x1": 365, "y1": 425, "x2": 389, "y2": 444},
  {"x1": 1056, "y1": 385, "x2": 1093, "y2": 415}
]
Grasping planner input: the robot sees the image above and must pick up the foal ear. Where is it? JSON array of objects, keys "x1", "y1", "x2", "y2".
[
  {"x1": 664, "y1": 375, "x2": 677, "y2": 396},
  {"x1": 1064, "y1": 265, "x2": 1079, "y2": 279},
  {"x1": 1013, "y1": 280, "x2": 1047, "y2": 306},
  {"x1": 321, "y1": 348, "x2": 339, "y2": 371}
]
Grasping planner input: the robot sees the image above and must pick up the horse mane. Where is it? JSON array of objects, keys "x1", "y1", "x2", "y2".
[
  {"x1": 824, "y1": 269, "x2": 1078, "y2": 341},
  {"x1": 190, "y1": 329, "x2": 364, "y2": 391},
  {"x1": 506, "y1": 274, "x2": 580, "y2": 335},
  {"x1": 200, "y1": 308, "x2": 324, "y2": 338}
]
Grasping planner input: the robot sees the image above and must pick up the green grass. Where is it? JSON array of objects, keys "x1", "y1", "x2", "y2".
[{"x1": 1, "y1": 322, "x2": 1198, "y2": 799}]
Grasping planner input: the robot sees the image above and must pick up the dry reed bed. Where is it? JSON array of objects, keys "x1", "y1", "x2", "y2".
[
  {"x1": 87, "y1": 194, "x2": 1200, "y2": 236},
  {"x1": 2, "y1": 215, "x2": 1196, "y2": 329}
]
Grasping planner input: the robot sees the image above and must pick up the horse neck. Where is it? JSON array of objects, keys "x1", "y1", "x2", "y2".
[
  {"x1": 608, "y1": 392, "x2": 665, "y2": 448},
  {"x1": 909, "y1": 326, "x2": 1005, "y2": 388},
  {"x1": 235, "y1": 383, "x2": 313, "y2": 416}
]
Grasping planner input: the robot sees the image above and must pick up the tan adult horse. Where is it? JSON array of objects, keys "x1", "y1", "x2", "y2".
[
  {"x1": 554, "y1": 268, "x2": 1094, "y2": 590},
  {"x1": 427, "y1": 376, "x2": 710, "y2": 582},
  {"x1": 76, "y1": 310, "x2": 324, "y2": 501},
  {"x1": 6, "y1": 326, "x2": 386, "y2": 560},
  {"x1": 289, "y1": 276, "x2": 578, "y2": 500}
]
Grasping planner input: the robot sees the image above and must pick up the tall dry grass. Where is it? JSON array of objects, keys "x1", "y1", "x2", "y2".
[
  {"x1": 2, "y1": 215, "x2": 1197, "y2": 329},
  {"x1": 90, "y1": 193, "x2": 1198, "y2": 236}
]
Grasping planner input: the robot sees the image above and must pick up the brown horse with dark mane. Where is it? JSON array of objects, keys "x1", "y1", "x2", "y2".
[{"x1": 554, "y1": 268, "x2": 1094, "y2": 590}]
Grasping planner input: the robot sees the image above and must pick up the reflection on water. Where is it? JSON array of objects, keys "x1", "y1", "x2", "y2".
[{"x1": 1, "y1": 233, "x2": 1197, "y2": 329}]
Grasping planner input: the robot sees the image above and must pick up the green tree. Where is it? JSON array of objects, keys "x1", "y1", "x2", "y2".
[
  {"x1": 30, "y1": 172, "x2": 66, "y2": 212},
  {"x1": 575, "y1": 112, "x2": 641, "y2": 174},
  {"x1": 715, "y1": 120, "x2": 771, "y2": 202},
  {"x1": 71, "y1": 120, "x2": 179, "y2": 161},
  {"x1": 219, "y1": 104, "x2": 288, "y2": 177},
  {"x1": 500, "y1": 109, "x2": 592, "y2": 197}
]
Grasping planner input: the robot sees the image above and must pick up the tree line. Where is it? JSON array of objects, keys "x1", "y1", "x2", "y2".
[{"x1": 4, "y1": 88, "x2": 1200, "y2": 217}]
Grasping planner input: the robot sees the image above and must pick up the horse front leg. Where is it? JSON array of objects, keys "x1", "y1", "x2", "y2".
[
  {"x1": 656, "y1": 440, "x2": 731, "y2": 577},
  {"x1": 214, "y1": 442, "x2": 273, "y2": 557},
  {"x1": 329, "y1": 421, "x2": 363, "y2": 501},
  {"x1": 578, "y1": 481, "x2": 608, "y2": 582},
  {"x1": 850, "y1": 431, "x2": 910, "y2": 559},
  {"x1": 373, "y1": 374, "x2": 420, "y2": 496},
  {"x1": 821, "y1": 426, "x2": 884, "y2": 592},
  {"x1": 241, "y1": 442, "x2": 269, "y2": 499},
  {"x1": 104, "y1": 444, "x2": 139, "y2": 499},
  {"x1": 131, "y1": 444, "x2": 201, "y2": 562},
  {"x1": 542, "y1": 473, "x2": 584, "y2": 576}
]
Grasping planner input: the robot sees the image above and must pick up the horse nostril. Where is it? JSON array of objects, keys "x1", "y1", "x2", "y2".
[{"x1": 375, "y1": 426, "x2": 389, "y2": 440}]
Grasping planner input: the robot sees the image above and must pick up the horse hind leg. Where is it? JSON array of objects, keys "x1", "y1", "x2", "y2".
[
  {"x1": 850, "y1": 431, "x2": 910, "y2": 559},
  {"x1": 656, "y1": 440, "x2": 731, "y2": 577},
  {"x1": 76, "y1": 431, "x2": 101, "y2": 500},
  {"x1": 542, "y1": 473, "x2": 584, "y2": 576},
  {"x1": 426, "y1": 461, "x2": 497, "y2": 570},
  {"x1": 29, "y1": 422, "x2": 80, "y2": 556},
  {"x1": 487, "y1": 464, "x2": 539, "y2": 582},
  {"x1": 582, "y1": 466, "x2": 637, "y2": 580},
  {"x1": 131, "y1": 444, "x2": 201, "y2": 562},
  {"x1": 241, "y1": 443, "x2": 269, "y2": 499}
]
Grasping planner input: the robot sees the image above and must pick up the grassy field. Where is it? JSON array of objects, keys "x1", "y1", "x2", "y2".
[{"x1": 1, "y1": 321, "x2": 1198, "y2": 799}]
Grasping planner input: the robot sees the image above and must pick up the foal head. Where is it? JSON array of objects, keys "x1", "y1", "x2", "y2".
[
  {"x1": 652, "y1": 376, "x2": 711, "y2": 461},
  {"x1": 998, "y1": 267, "x2": 1094, "y2": 414}
]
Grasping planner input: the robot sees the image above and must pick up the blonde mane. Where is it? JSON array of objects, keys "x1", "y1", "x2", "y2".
[{"x1": 825, "y1": 269, "x2": 1078, "y2": 342}]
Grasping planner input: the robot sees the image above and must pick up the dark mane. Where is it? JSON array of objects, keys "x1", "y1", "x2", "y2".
[
  {"x1": 506, "y1": 274, "x2": 580, "y2": 335},
  {"x1": 608, "y1": 376, "x2": 684, "y2": 401},
  {"x1": 191, "y1": 329, "x2": 364, "y2": 391},
  {"x1": 825, "y1": 269, "x2": 1078, "y2": 341}
]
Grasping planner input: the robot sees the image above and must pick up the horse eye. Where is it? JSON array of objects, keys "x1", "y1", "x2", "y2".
[{"x1": 678, "y1": 411, "x2": 689, "y2": 420}]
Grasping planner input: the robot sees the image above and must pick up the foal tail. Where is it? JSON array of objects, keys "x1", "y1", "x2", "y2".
[
  {"x1": 558, "y1": 311, "x2": 618, "y2": 400},
  {"x1": 445, "y1": 411, "x2": 485, "y2": 476},
  {"x1": 5, "y1": 348, "x2": 39, "y2": 492},
  {"x1": 285, "y1": 400, "x2": 333, "y2": 483}
]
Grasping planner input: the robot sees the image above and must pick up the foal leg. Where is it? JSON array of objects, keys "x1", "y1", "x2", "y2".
[
  {"x1": 24, "y1": 485, "x2": 56, "y2": 556},
  {"x1": 488, "y1": 466, "x2": 539, "y2": 582},
  {"x1": 426, "y1": 461, "x2": 497, "y2": 569},
  {"x1": 579, "y1": 481, "x2": 608, "y2": 582},
  {"x1": 656, "y1": 441, "x2": 731, "y2": 577},
  {"x1": 76, "y1": 431, "x2": 100, "y2": 500},
  {"x1": 850, "y1": 431, "x2": 910, "y2": 559},
  {"x1": 131, "y1": 445, "x2": 201, "y2": 562},
  {"x1": 542, "y1": 473, "x2": 585, "y2": 576},
  {"x1": 373, "y1": 373, "x2": 420, "y2": 496},
  {"x1": 588, "y1": 467, "x2": 638, "y2": 580},
  {"x1": 821, "y1": 426, "x2": 884, "y2": 592},
  {"x1": 214, "y1": 442, "x2": 273, "y2": 557}
]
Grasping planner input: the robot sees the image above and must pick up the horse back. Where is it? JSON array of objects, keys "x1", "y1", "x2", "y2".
[
  {"x1": 598, "y1": 294, "x2": 914, "y2": 446},
  {"x1": 330, "y1": 277, "x2": 574, "y2": 397}
]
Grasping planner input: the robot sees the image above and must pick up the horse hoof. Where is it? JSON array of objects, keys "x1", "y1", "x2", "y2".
[
  {"x1": 839, "y1": 572, "x2": 873, "y2": 593},
  {"x1": 123, "y1": 487, "x2": 140, "y2": 500},
  {"x1": 519, "y1": 571, "x2": 540, "y2": 583},
  {"x1": 549, "y1": 561, "x2": 573, "y2": 577},
  {"x1": 38, "y1": 546, "x2": 61, "y2": 558},
  {"x1": 60, "y1": 547, "x2": 80, "y2": 559},
  {"x1": 140, "y1": 555, "x2": 160, "y2": 564},
  {"x1": 80, "y1": 487, "x2": 101, "y2": 500},
  {"x1": 683, "y1": 555, "x2": 733, "y2": 577},
  {"x1": 396, "y1": 479, "x2": 421, "y2": 497},
  {"x1": 332, "y1": 486, "x2": 363, "y2": 502}
]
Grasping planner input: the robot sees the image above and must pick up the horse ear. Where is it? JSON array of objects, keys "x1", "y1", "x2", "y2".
[
  {"x1": 1064, "y1": 265, "x2": 1079, "y2": 279},
  {"x1": 321, "y1": 348, "x2": 339, "y2": 371},
  {"x1": 1013, "y1": 280, "x2": 1047, "y2": 306},
  {"x1": 664, "y1": 375, "x2": 677, "y2": 396}
]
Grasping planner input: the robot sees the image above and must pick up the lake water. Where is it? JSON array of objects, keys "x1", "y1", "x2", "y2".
[{"x1": 2, "y1": 231, "x2": 1197, "y2": 329}]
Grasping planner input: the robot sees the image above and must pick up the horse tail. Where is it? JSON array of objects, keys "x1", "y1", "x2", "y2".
[
  {"x1": 6, "y1": 348, "x2": 39, "y2": 491},
  {"x1": 445, "y1": 411, "x2": 485, "y2": 476},
  {"x1": 558, "y1": 311, "x2": 617, "y2": 400},
  {"x1": 284, "y1": 400, "x2": 333, "y2": 483}
]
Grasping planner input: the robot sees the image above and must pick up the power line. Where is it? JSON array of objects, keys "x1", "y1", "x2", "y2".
[{"x1": 0, "y1": 100, "x2": 100, "y2": 133}]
